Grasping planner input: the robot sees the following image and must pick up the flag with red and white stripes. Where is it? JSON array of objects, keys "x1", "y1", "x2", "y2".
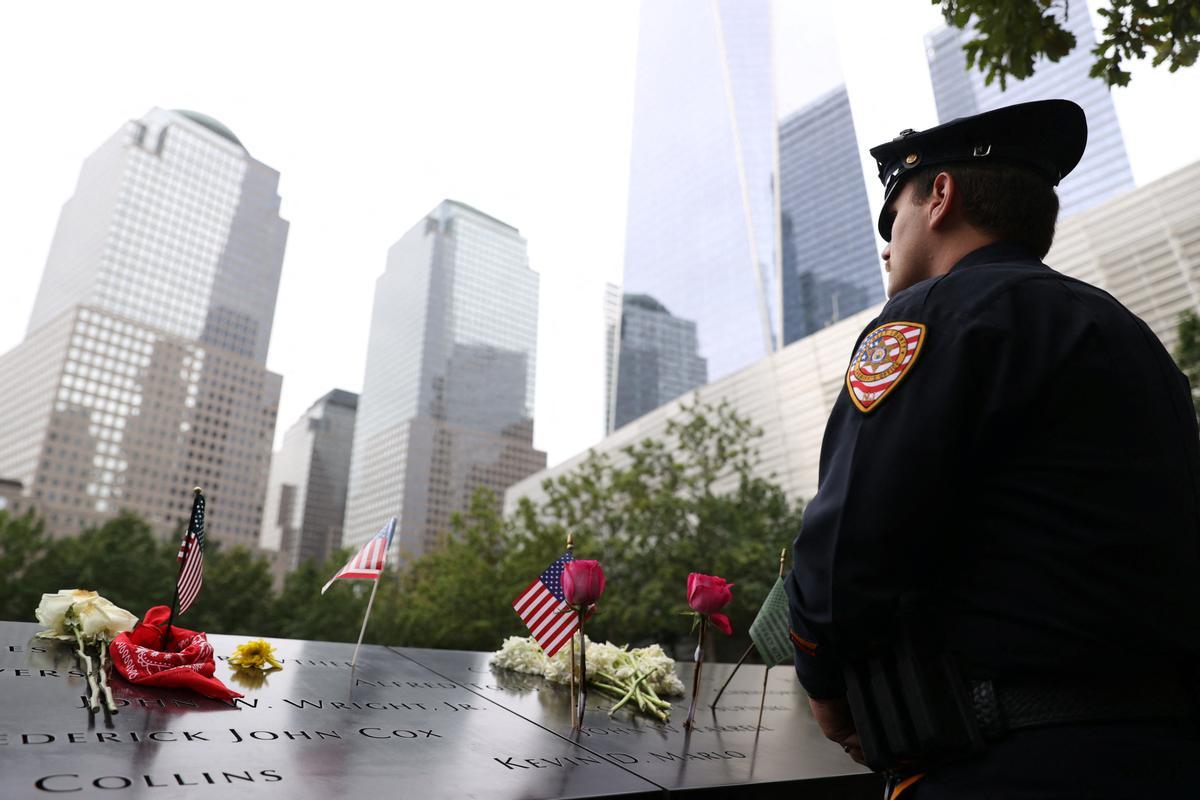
[
  {"x1": 175, "y1": 491, "x2": 206, "y2": 615},
  {"x1": 512, "y1": 552, "x2": 579, "y2": 657},
  {"x1": 321, "y1": 517, "x2": 396, "y2": 594},
  {"x1": 845, "y1": 321, "x2": 927, "y2": 413}
]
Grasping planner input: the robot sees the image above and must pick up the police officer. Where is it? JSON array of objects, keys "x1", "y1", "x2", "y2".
[{"x1": 784, "y1": 99, "x2": 1200, "y2": 797}]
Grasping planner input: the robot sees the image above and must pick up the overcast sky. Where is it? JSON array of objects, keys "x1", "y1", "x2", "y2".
[{"x1": 2, "y1": 1, "x2": 1198, "y2": 467}]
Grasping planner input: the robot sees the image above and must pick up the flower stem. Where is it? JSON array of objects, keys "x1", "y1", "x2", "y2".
[
  {"x1": 575, "y1": 610, "x2": 587, "y2": 729},
  {"x1": 590, "y1": 674, "x2": 671, "y2": 719},
  {"x1": 73, "y1": 625, "x2": 100, "y2": 713},
  {"x1": 684, "y1": 617, "x2": 707, "y2": 730},
  {"x1": 97, "y1": 638, "x2": 117, "y2": 714},
  {"x1": 592, "y1": 681, "x2": 625, "y2": 694},
  {"x1": 609, "y1": 671, "x2": 649, "y2": 714},
  {"x1": 569, "y1": 635, "x2": 578, "y2": 726}
]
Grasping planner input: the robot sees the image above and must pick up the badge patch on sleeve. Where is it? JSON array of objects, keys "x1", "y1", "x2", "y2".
[{"x1": 845, "y1": 321, "x2": 926, "y2": 412}]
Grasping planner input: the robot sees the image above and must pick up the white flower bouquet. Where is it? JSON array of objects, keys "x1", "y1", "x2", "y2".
[
  {"x1": 492, "y1": 634, "x2": 684, "y2": 722},
  {"x1": 35, "y1": 589, "x2": 138, "y2": 713}
]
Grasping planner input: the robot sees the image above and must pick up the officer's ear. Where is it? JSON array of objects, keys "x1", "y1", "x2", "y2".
[{"x1": 926, "y1": 171, "x2": 956, "y2": 231}]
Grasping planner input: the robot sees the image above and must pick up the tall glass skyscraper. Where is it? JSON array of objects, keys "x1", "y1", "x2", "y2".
[
  {"x1": 926, "y1": 2, "x2": 1134, "y2": 218},
  {"x1": 621, "y1": 0, "x2": 779, "y2": 395},
  {"x1": 617, "y1": 1, "x2": 884, "y2": 426},
  {"x1": 0, "y1": 109, "x2": 287, "y2": 543},
  {"x1": 28, "y1": 109, "x2": 288, "y2": 364},
  {"x1": 779, "y1": 86, "x2": 883, "y2": 344},
  {"x1": 342, "y1": 201, "x2": 545, "y2": 560}
]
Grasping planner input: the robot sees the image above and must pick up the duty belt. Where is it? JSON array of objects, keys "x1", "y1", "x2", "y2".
[{"x1": 967, "y1": 674, "x2": 1197, "y2": 740}]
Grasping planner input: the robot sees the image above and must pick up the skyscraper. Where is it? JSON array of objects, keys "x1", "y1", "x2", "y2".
[
  {"x1": 621, "y1": 0, "x2": 779, "y2": 393},
  {"x1": 607, "y1": 293, "x2": 708, "y2": 433},
  {"x1": 0, "y1": 109, "x2": 287, "y2": 543},
  {"x1": 779, "y1": 86, "x2": 884, "y2": 344},
  {"x1": 617, "y1": 2, "x2": 882, "y2": 426},
  {"x1": 260, "y1": 389, "x2": 358, "y2": 573},
  {"x1": 342, "y1": 200, "x2": 544, "y2": 560},
  {"x1": 925, "y1": 3, "x2": 1134, "y2": 217}
]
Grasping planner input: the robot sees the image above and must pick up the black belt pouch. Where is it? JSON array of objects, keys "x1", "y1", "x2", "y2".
[{"x1": 843, "y1": 617, "x2": 985, "y2": 772}]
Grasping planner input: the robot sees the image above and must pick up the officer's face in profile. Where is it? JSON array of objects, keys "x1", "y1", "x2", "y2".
[{"x1": 881, "y1": 181, "x2": 932, "y2": 297}]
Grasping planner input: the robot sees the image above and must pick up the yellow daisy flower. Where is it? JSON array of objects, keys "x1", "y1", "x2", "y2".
[{"x1": 229, "y1": 639, "x2": 283, "y2": 671}]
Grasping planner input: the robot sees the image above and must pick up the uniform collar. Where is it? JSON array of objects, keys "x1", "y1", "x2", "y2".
[{"x1": 949, "y1": 241, "x2": 1040, "y2": 273}]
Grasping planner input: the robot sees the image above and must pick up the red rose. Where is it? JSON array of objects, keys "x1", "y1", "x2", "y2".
[
  {"x1": 687, "y1": 573, "x2": 733, "y2": 636},
  {"x1": 687, "y1": 573, "x2": 733, "y2": 614},
  {"x1": 562, "y1": 560, "x2": 606, "y2": 607}
]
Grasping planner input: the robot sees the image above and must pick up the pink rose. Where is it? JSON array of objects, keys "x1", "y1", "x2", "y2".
[
  {"x1": 687, "y1": 573, "x2": 733, "y2": 614},
  {"x1": 562, "y1": 560, "x2": 606, "y2": 608},
  {"x1": 687, "y1": 573, "x2": 733, "y2": 636}
]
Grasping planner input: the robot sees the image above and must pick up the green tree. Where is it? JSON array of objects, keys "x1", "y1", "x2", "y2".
[
  {"x1": 6, "y1": 510, "x2": 281, "y2": 636},
  {"x1": 17, "y1": 512, "x2": 175, "y2": 617},
  {"x1": 0, "y1": 510, "x2": 51, "y2": 621},
  {"x1": 374, "y1": 489, "x2": 561, "y2": 650},
  {"x1": 380, "y1": 399, "x2": 802, "y2": 659},
  {"x1": 937, "y1": 0, "x2": 1200, "y2": 88},
  {"x1": 374, "y1": 491, "x2": 520, "y2": 652},
  {"x1": 1175, "y1": 309, "x2": 1200, "y2": 418},
  {"x1": 272, "y1": 549, "x2": 378, "y2": 643},
  {"x1": 183, "y1": 543, "x2": 279, "y2": 636},
  {"x1": 528, "y1": 398, "x2": 803, "y2": 660}
]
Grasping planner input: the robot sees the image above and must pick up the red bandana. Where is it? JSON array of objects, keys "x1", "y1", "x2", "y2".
[{"x1": 109, "y1": 606, "x2": 241, "y2": 702}]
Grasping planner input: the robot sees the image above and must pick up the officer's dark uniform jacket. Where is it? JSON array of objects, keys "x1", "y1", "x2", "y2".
[{"x1": 785, "y1": 240, "x2": 1200, "y2": 700}]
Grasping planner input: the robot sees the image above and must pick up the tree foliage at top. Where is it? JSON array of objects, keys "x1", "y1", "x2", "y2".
[{"x1": 937, "y1": 0, "x2": 1200, "y2": 88}]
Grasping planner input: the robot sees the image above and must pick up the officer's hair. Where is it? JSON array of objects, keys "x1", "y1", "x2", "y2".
[{"x1": 909, "y1": 164, "x2": 1060, "y2": 258}]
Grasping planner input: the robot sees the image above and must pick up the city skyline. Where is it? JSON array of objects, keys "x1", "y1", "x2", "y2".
[{"x1": 2, "y1": 1, "x2": 1199, "y2": 469}]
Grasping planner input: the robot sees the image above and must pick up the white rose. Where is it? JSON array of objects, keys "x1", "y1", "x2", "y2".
[
  {"x1": 74, "y1": 595, "x2": 138, "y2": 640},
  {"x1": 35, "y1": 589, "x2": 98, "y2": 639}
]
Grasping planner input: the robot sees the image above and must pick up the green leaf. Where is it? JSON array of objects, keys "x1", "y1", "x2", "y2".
[{"x1": 938, "y1": 0, "x2": 1200, "y2": 88}]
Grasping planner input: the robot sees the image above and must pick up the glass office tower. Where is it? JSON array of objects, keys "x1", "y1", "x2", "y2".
[
  {"x1": 342, "y1": 201, "x2": 545, "y2": 560},
  {"x1": 621, "y1": 0, "x2": 779, "y2": 401},
  {"x1": 28, "y1": 108, "x2": 288, "y2": 365},
  {"x1": 0, "y1": 109, "x2": 287, "y2": 543}
]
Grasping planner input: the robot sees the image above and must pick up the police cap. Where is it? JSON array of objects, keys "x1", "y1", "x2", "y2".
[{"x1": 868, "y1": 99, "x2": 1087, "y2": 241}]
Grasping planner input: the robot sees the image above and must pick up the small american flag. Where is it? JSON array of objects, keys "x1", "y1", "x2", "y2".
[
  {"x1": 512, "y1": 552, "x2": 579, "y2": 657},
  {"x1": 322, "y1": 518, "x2": 396, "y2": 595},
  {"x1": 175, "y1": 490, "x2": 206, "y2": 615}
]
